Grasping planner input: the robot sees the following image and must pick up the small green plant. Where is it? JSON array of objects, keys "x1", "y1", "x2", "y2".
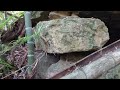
[
  {"x1": 0, "y1": 15, "x2": 14, "y2": 30},
  {"x1": 0, "y1": 11, "x2": 24, "y2": 30},
  {"x1": 0, "y1": 58, "x2": 14, "y2": 77},
  {"x1": 0, "y1": 58, "x2": 13, "y2": 69}
]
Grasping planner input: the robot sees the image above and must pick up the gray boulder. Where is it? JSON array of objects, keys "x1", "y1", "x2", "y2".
[
  {"x1": 31, "y1": 11, "x2": 50, "y2": 20},
  {"x1": 34, "y1": 16, "x2": 109, "y2": 54},
  {"x1": 34, "y1": 51, "x2": 89, "y2": 79}
]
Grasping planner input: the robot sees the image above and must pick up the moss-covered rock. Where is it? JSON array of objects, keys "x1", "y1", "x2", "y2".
[{"x1": 34, "y1": 16, "x2": 109, "y2": 54}]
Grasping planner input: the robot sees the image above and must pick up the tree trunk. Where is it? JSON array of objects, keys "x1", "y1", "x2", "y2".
[{"x1": 50, "y1": 39, "x2": 120, "y2": 79}]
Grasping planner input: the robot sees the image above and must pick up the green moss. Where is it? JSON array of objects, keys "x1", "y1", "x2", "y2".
[
  {"x1": 61, "y1": 35, "x2": 71, "y2": 46},
  {"x1": 88, "y1": 33, "x2": 94, "y2": 49}
]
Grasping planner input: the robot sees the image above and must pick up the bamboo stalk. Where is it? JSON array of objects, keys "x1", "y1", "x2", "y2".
[
  {"x1": 24, "y1": 11, "x2": 35, "y2": 75},
  {"x1": 4, "y1": 11, "x2": 8, "y2": 31}
]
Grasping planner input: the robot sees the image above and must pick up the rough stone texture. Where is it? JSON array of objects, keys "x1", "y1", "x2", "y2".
[
  {"x1": 49, "y1": 11, "x2": 79, "y2": 19},
  {"x1": 98, "y1": 64, "x2": 120, "y2": 79},
  {"x1": 34, "y1": 51, "x2": 91, "y2": 79},
  {"x1": 46, "y1": 59, "x2": 73, "y2": 78},
  {"x1": 34, "y1": 16, "x2": 109, "y2": 54},
  {"x1": 31, "y1": 11, "x2": 50, "y2": 27},
  {"x1": 45, "y1": 52, "x2": 89, "y2": 78},
  {"x1": 49, "y1": 11, "x2": 71, "y2": 19},
  {"x1": 34, "y1": 51, "x2": 60, "y2": 79},
  {"x1": 31, "y1": 11, "x2": 50, "y2": 20}
]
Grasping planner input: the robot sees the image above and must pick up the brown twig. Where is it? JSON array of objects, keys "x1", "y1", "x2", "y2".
[{"x1": 1, "y1": 65, "x2": 28, "y2": 79}]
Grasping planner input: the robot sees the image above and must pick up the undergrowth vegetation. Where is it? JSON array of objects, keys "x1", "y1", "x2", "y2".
[
  {"x1": 0, "y1": 11, "x2": 45, "y2": 79},
  {"x1": 0, "y1": 11, "x2": 28, "y2": 79}
]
